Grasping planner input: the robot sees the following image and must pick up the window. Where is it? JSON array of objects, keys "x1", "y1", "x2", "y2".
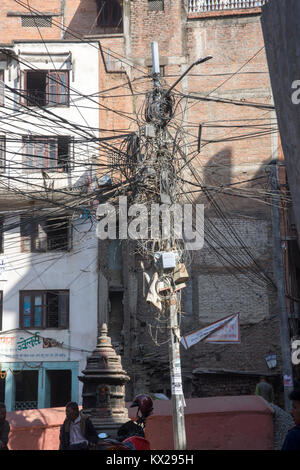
[
  {"x1": 20, "y1": 215, "x2": 71, "y2": 253},
  {"x1": 47, "y1": 370, "x2": 71, "y2": 407},
  {"x1": 96, "y1": 0, "x2": 123, "y2": 33},
  {"x1": 21, "y1": 15, "x2": 52, "y2": 28},
  {"x1": 23, "y1": 135, "x2": 72, "y2": 171},
  {"x1": 14, "y1": 370, "x2": 38, "y2": 410},
  {"x1": 23, "y1": 70, "x2": 69, "y2": 107},
  {"x1": 0, "y1": 70, "x2": 4, "y2": 106},
  {"x1": 20, "y1": 290, "x2": 69, "y2": 329},
  {"x1": 148, "y1": 0, "x2": 164, "y2": 11}
]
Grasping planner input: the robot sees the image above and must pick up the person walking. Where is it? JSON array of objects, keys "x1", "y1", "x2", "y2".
[
  {"x1": 0, "y1": 403, "x2": 10, "y2": 451},
  {"x1": 255, "y1": 376, "x2": 275, "y2": 403},
  {"x1": 282, "y1": 389, "x2": 300, "y2": 450},
  {"x1": 59, "y1": 402, "x2": 98, "y2": 450}
]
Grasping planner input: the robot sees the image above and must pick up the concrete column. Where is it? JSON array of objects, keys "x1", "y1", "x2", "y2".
[
  {"x1": 4, "y1": 368, "x2": 15, "y2": 412},
  {"x1": 37, "y1": 367, "x2": 48, "y2": 409}
]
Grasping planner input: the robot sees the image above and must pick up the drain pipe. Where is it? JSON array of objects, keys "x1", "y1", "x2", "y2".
[{"x1": 60, "y1": 0, "x2": 66, "y2": 39}]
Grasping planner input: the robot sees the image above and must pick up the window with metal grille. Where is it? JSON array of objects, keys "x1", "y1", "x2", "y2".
[
  {"x1": 20, "y1": 215, "x2": 71, "y2": 253},
  {"x1": 96, "y1": 0, "x2": 123, "y2": 33},
  {"x1": 14, "y1": 371, "x2": 38, "y2": 411},
  {"x1": 22, "y1": 70, "x2": 69, "y2": 107},
  {"x1": 21, "y1": 16, "x2": 52, "y2": 28},
  {"x1": 20, "y1": 290, "x2": 69, "y2": 329},
  {"x1": 148, "y1": 0, "x2": 164, "y2": 11},
  {"x1": 22, "y1": 135, "x2": 72, "y2": 172}
]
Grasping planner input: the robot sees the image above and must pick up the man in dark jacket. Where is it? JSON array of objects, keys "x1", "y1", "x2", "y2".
[
  {"x1": 282, "y1": 389, "x2": 300, "y2": 450},
  {"x1": 0, "y1": 403, "x2": 10, "y2": 451},
  {"x1": 59, "y1": 402, "x2": 98, "y2": 450}
]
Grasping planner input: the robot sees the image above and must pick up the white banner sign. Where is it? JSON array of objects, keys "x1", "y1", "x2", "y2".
[
  {"x1": 180, "y1": 314, "x2": 240, "y2": 350},
  {"x1": 204, "y1": 313, "x2": 240, "y2": 344}
]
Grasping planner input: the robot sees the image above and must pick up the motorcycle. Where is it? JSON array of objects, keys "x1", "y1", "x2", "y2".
[{"x1": 95, "y1": 394, "x2": 153, "y2": 450}]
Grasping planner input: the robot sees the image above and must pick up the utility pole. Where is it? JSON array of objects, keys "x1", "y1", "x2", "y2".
[
  {"x1": 150, "y1": 41, "x2": 187, "y2": 450},
  {"x1": 269, "y1": 160, "x2": 293, "y2": 411},
  {"x1": 168, "y1": 292, "x2": 187, "y2": 449},
  {"x1": 146, "y1": 42, "x2": 212, "y2": 449}
]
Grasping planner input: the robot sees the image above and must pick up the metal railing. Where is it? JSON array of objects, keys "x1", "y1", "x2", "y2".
[
  {"x1": 188, "y1": 0, "x2": 268, "y2": 13},
  {"x1": 15, "y1": 401, "x2": 38, "y2": 410}
]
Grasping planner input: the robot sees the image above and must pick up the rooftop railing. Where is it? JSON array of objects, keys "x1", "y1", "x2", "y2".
[{"x1": 188, "y1": 0, "x2": 268, "y2": 13}]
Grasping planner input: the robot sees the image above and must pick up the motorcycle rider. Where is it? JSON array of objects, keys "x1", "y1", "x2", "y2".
[
  {"x1": 95, "y1": 394, "x2": 153, "y2": 450},
  {"x1": 117, "y1": 394, "x2": 153, "y2": 450}
]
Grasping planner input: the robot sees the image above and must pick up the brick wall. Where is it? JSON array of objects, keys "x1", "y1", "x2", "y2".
[
  {"x1": 192, "y1": 373, "x2": 283, "y2": 407},
  {"x1": 0, "y1": 0, "x2": 62, "y2": 42},
  {"x1": 6, "y1": 397, "x2": 274, "y2": 450},
  {"x1": 106, "y1": 4, "x2": 283, "y2": 403}
]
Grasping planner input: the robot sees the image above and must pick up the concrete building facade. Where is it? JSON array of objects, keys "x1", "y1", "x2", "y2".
[{"x1": 0, "y1": 36, "x2": 100, "y2": 411}]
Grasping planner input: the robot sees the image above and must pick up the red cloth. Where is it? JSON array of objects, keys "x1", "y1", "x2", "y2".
[{"x1": 122, "y1": 436, "x2": 151, "y2": 450}]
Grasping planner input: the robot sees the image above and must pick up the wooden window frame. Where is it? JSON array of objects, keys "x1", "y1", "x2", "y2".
[
  {"x1": 23, "y1": 136, "x2": 57, "y2": 171},
  {"x1": 96, "y1": 0, "x2": 123, "y2": 33},
  {"x1": 19, "y1": 290, "x2": 69, "y2": 329},
  {"x1": 47, "y1": 71, "x2": 69, "y2": 106},
  {"x1": 23, "y1": 70, "x2": 69, "y2": 107},
  {"x1": 20, "y1": 215, "x2": 72, "y2": 253},
  {"x1": 22, "y1": 135, "x2": 72, "y2": 172}
]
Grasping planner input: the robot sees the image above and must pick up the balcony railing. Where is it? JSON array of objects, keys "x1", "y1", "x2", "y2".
[{"x1": 188, "y1": 0, "x2": 268, "y2": 13}]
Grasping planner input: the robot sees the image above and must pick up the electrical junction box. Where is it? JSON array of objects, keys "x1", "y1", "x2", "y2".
[
  {"x1": 145, "y1": 124, "x2": 156, "y2": 138},
  {"x1": 161, "y1": 252, "x2": 177, "y2": 269}
]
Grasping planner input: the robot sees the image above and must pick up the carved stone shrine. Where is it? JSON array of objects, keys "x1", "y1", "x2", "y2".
[{"x1": 79, "y1": 323, "x2": 130, "y2": 437}]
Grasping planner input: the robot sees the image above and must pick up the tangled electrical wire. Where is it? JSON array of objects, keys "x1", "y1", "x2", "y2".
[{"x1": 107, "y1": 82, "x2": 193, "y2": 273}]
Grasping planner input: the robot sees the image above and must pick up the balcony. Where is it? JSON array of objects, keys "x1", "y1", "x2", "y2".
[{"x1": 188, "y1": 0, "x2": 268, "y2": 13}]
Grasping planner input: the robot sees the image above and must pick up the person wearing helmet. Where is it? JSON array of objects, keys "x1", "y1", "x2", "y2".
[
  {"x1": 130, "y1": 394, "x2": 153, "y2": 426},
  {"x1": 116, "y1": 394, "x2": 153, "y2": 450}
]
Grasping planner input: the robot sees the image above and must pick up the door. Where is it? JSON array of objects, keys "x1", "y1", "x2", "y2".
[{"x1": 47, "y1": 370, "x2": 71, "y2": 408}]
